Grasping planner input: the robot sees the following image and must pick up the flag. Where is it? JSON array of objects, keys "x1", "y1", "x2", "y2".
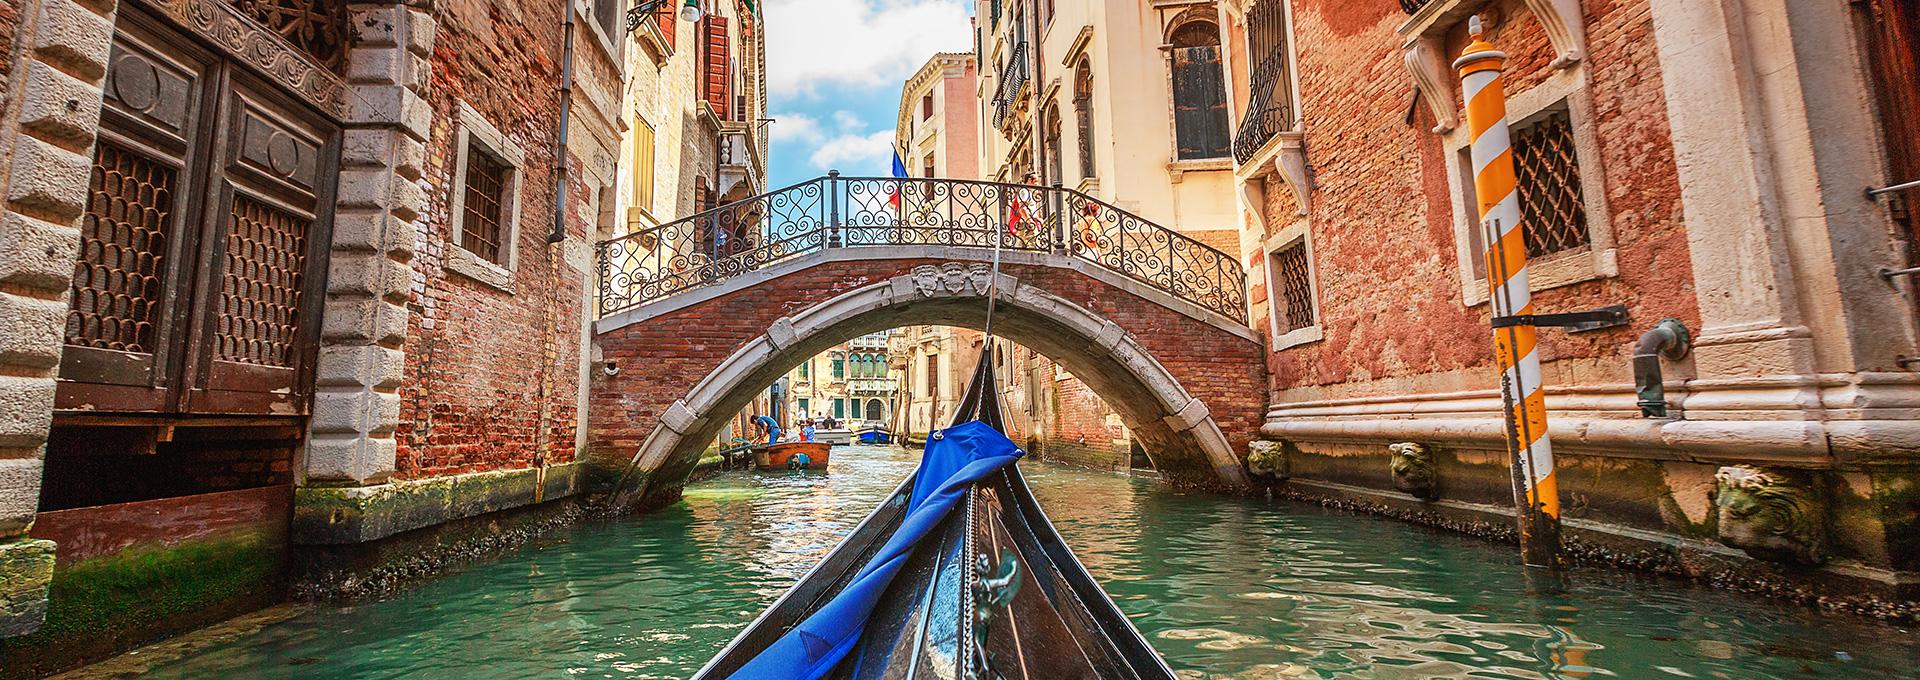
[{"x1": 888, "y1": 149, "x2": 908, "y2": 212}]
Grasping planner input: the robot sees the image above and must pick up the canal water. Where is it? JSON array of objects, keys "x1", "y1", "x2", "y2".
[{"x1": 124, "y1": 445, "x2": 1917, "y2": 679}]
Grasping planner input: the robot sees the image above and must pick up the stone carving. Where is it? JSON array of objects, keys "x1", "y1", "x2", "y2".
[
  {"x1": 1389, "y1": 442, "x2": 1435, "y2": 500},
  {"x1": 1245, "y1": 439, "x2": 1286, "y2": 480},
  {"x1": 1714, "y1": 465, "x2": 1827, "y2": 566},
  {"x1": 911, "y1": 263, "x2": 995, "y2": 298},
  {"x1": 137, "y1": 0, "x2": 351, "y2": 117}
]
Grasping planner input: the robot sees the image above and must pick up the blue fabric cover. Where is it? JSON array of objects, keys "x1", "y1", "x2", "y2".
[{"x1": 731, "y1": 420, "x2": 1024, "y2": 679}]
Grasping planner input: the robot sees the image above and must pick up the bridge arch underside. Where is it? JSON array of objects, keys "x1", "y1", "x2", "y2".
[{"x1": 590, "y1": 254, "x2": 1266, "y2": 507}]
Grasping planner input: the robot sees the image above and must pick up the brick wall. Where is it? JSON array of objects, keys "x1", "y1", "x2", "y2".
[
  {"x1": 1023, "y1": 352, "x2": 1131, "y2": 471},
  {"x1": 391, "y1": 0, "x2": 586, "y2": 480},
  {"x1": 1263, "y1": 0, "x2": 1697, "y2": 395},
  {"x1": 591, "y1": 259, "x2": 1267, "y2": 486}
]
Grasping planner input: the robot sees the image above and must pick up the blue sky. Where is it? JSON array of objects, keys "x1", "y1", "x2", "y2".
[{"x1": 763, "y1": 0, "x2": 977, "y2": 188}]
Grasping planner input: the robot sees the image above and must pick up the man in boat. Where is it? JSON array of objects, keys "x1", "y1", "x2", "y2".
[{"x1": 752, "y1": 414, "x2": 780, "y2": 446}]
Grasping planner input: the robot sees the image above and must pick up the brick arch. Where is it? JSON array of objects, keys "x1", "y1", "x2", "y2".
[{"x1": 588, "y1": 249, "x2": 1266, "y2": 506}]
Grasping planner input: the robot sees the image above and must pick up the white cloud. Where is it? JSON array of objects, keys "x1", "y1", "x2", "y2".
[
  {"x1": 832, "y1": 110, "x2": 864, "y2": 131},
  {"x1": 765, "y1": 0, "x2": 975, "y2": 97},
  {"x1": 808, "y1": 130, "x2": 897, "y2": 170},
  {"x1": 770, "y1": 112, "x2": 824, "y2": 145}
]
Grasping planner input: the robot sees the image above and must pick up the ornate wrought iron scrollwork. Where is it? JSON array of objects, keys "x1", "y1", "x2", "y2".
[{"x1": 595, "y1": 175, "x2": 1249, "y2": 323}]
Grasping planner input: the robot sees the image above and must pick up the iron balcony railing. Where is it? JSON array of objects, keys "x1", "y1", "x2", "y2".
[
  {"x1": 1233, "y1": 46, "x2": 1296, "y2": 164},
  {"x1": 992, "y1": 42, "x2": 1030, "y2": 129},
  {"x1": 1400, "y1": 0, "x2": 1433, "y2": 13},
  {"x1": 596, "y1": 175, "x2": 1249, "y2": 323}
]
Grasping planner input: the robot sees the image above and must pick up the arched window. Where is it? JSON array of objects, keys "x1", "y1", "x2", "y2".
[
  {"x1": 865, "y1": 399, "x2": 884, "y2": 421},
  {"x1": 1074, "y1": 59, "x2": 1095, "y2": 178},
  {"x1": 1042, "y1": 102, "x2": 1063, "y2": 187},
  {"x1": 831, "y1": 353, "x2": 845, "y2": 379},
  {"x1": 1168, "y1": 20, "x2": 1230, "y2": 160}
]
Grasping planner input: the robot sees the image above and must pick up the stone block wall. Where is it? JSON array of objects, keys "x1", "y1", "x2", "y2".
[{"x1": 1021, "y1": 352, "x2": 1132, "y2": 472}]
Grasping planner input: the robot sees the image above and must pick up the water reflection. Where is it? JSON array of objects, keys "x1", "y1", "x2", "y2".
[{"x1": 124, "y1": 445, "x2": 1918, "y2": 679}]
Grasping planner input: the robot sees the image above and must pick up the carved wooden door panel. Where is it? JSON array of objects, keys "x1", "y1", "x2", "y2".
[
  {"x1": 1172, "y1": 45, "x2": 1231, "y2": 160},
  {"x1": 58, "y1": 18, "x2": 218, "y2": 412},
  {"x1": 56, "y1": 8, "x2": 338, "y2": 417},
  {"x1": 182, "y1": 71, "x2": 336, "y2": 415}
]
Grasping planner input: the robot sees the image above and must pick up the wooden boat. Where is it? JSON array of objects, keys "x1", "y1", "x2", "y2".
[
  {"x1": 855, "y1": 425, "x2": 891, "y2": 445},
  {"x1": 815, "y1": 428, "x2": 853, "y2": 445},
  {"x1": 754, "y1": 441, "x2": 831, "y2": 471},
  {"x1": 694, "y1": 353, "x2": 1176, "y2": 679}
]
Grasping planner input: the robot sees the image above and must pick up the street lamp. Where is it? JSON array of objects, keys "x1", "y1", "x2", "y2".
[{"x1": 627, "y1": 0, "x2": 701, "y2": 35}]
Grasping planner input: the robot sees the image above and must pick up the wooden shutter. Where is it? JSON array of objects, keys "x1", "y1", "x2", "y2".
[
  {"x1": 1172, "y1": 45, "x2": 1231, "y2": 159},
  {"x1": 655, "y1": 1, "x2": 677, "y2": 51},
  {"x1": 703, "y1": 16, "x2": 731, "y2": 118}
]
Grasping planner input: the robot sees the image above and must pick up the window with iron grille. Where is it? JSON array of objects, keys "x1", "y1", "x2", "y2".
[
  {"x1": 1170, "y1": 21, "x2": 1230, "y2": 160},
  {"x1": 461, "y1": 145, "x2": 510, "y2": 265},
  {"x1": 1512, "y1": 109, "x2": 1590, "y2": 258},
  {"x1": 1269, "y1": 241, "x2": 1315, "y2": 334},
  {"x1": 1233, "y1": 1, "x2": 1296, "y2": 163}
]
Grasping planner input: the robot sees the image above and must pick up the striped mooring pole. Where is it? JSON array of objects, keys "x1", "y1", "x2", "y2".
[{"x1": 1455, "y1": 17, "x2": 1564, "y2": 571}]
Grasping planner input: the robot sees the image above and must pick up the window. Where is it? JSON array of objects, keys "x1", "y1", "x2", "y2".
[
  {"x1": 1511, "y1": 109, "x2": 1590, "y2": 258},
  {"x1": 799, "y1": 360, "x2": 809, "y2": 379},
  {"x1": 834, "y1": 398, "x2": 846, "y2": 419},
  {"x1": 700, "y1": 16, "x2": 732, "y2": 117},
  {"x1": 922, "y1": 94, "x2": 934, "y2": 120},
  {"x1": 1266, "y1": 236, "x2": 1320, "y2": 350},
  {"x1": 462, "y1": 149, "x2": 508, "y2": 263},
  {"x1": 924, "y1": 354, "x2": 940, "y2": 397},
  {"x1": 630, "y1": 118, "x2": 656, "y2": 218},
  {"x1": 866, "y1": 399, "x2": 884, "y2": 421},
  {"x1": 1074, "y1": 59, "x2": 1095, "y2": 178},
  {"x1": 1234, "y1": 0, "x2": 1296, "y2": 163},
  {"x1": 832, "y1": 353, "x2": 845, "y2": 379},
  {"x1": 591, "y1": 0, "x2": 618, "y2": 46},
  {"x1": 1042, "y1": 102, "x2": 1062, "y2": 186},
  {"x1": 1169, "y1": 20, "x2": 1230, "y2": 160},
  {"x1": 450, "y1": 101, "x2": 524, "y2": 291}
]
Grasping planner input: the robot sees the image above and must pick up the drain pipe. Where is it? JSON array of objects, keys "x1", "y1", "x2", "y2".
[
  {"x1": 548, "y1": 0, "x2": 578, "y2": 244},
  {"x1": 1633, "y1": 319, "x2": 1691, "y2": 418}
]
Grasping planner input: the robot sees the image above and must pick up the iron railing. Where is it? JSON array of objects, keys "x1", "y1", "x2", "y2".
[
  {"x1": 992, "y1": 42, "x2": 1030, "y2": 130},
  {"x1": 1233, "y1": 2, "x2": 1295, "y2": 164},
  {"x1": 596, "y1": 175, "x2": 1249, "y2": 323}
]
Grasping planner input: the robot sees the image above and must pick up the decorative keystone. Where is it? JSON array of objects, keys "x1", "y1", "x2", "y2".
[
  {"x1": 1246, "y1": 439, "x2": 1287, "y2": 480},
  {"x1": 661, "y1": 400, "x2": 702, "y2": 434},
  {"x1": 1087, "y1": 320, "x2": 1126, "y2": 358},
  {"x1": 1162, "y1": 398, "x2": 1210, "y2": 432},
  {"x1": 1389, "y1": 442, "x2": 1436, "y2": 500},
  {"x1": 1714, "y1": 465, "x2": 1827, "y2": 566},
  {"x1": 765, "y1": 317, "x2": 797, "y2": 350}
]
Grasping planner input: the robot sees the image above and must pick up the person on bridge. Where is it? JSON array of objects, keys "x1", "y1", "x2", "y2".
[
  {"x1": 1006, "y1": 171, "x2": 1044, "y2": 248},
  {"x1": 753, "y1": 414, "x2": 781, "y2": 446}
]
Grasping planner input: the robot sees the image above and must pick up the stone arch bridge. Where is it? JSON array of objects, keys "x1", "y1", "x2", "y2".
[{"x1": 587, "y1": 175, "x2": 1266, "y2": 505}]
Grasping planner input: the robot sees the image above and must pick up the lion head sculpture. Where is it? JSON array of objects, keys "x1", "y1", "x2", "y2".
[
  {"x1": 1713, "y1": 465, "x2": 1827, "y2": 566},
  {"x1": 1389, "y1": 442, "x2": 1436, "y2": 500},
  {"x1": 1246, "y1": 440, "x2": 1287, "y2": 480}
]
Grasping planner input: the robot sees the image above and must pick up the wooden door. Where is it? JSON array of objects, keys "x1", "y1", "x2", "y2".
[
  {"x1": 57, "y1": 8, "x2": 338, "y2": 417},
  {"x1": 1172, "y1": 45, "x2": 1231, "y2": 160}
]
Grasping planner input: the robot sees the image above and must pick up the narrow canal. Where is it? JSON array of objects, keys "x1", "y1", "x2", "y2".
[{"x1": 114, "y1": 445, "x2": 1917, "y2": 678}]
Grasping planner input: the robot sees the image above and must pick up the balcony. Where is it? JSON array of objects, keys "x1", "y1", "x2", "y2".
[
  {"x1": 1232, "y1": 51, "x2": 1294, "y2": 165},
  {"x1": 719, "y1": 124, "x2": 763, "y2": 196},
  {"x1": 847, "y1": 333, "x2": 891, "y2": 350},
  {"x1": 991, "y1": 42, "x2": 1030, "y2": 130},
  {"x1": 847, "y1": 378, "x2": 898, "y2": 395}
]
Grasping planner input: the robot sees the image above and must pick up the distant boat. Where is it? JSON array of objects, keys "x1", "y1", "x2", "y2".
[
  {"x1": 693, "y1": 352, "x2": 1175, "y2": 679},
  {"x1": 814, "y1": 427, "x2": 853, "y2": 446},
  {"x1": 753, "y1": 441, "x2": 830, "y2": 471},
  {"x1": 855, "y1": 424, "x2": 891, "y2": 444}
]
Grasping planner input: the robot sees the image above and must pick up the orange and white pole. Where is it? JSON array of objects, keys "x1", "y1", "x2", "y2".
[{"x1": 1455, "y1": 17, "x2": 1563, "y2": 570}]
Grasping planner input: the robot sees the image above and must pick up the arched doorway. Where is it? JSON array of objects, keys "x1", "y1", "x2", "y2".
[{"x1": 865, "y1": 399, "x2": 884, "y2": 422}]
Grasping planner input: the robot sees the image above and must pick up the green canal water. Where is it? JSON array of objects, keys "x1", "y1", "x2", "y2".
[{"x1": 131, "y1": 445, "x2": 1918, "y2": 679}]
